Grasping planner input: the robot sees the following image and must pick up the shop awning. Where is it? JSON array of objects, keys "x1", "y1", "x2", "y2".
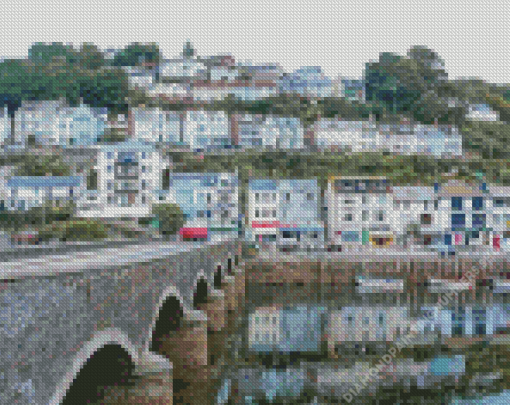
[{"x1": 179, "y1": 227, "x2": 208, "y2": 238}]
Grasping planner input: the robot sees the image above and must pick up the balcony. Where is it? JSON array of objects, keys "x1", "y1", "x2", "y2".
[{"x1": 115, "y1": 168, "x2": 139, "y2": 179}]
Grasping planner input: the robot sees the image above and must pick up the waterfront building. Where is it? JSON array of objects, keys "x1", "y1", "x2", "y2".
[
  {"x1": 326, "y1": 177, "x2": 395, "y2": 248},
  {"x1": 248, "y1": 178, "x2": 324, "y2": 249},
  {"x1": 161, "y1": 172, "x2": 239, "y2": 242}
]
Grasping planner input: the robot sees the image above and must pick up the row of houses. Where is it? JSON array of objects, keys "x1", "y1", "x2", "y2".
[
  {"x1": 4, "y1": 153, "x2": 510, "y2": 252},
  {"x1": 3, "y1": 99, "x2": 493, "y2": 157}
]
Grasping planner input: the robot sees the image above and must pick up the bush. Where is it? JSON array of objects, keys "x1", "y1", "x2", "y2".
[{"x1": 39, "y1": 220, "x2": 108, "y2": 241}]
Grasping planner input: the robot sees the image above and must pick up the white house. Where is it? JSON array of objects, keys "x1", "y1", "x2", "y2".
[
  {"x1": 146, "y1": 83, "x2": 192, "y2": 101},
  {"x1": 78, "y1": 142, "x2": 165, "y2": 219},
  {"x1": 313, "y1": 117, "x2": 377, "y2": 151},
  {"x1": 158, "y1": 58, "x2": 208, "y2": 82},
  {"x1": 14, "y1": 99, "x2": 107, "y2": 148},
  {"x1": 131, "y1": 107, "x2": 184, "y2": 145},
  {"x1": 4, "y1": 176, "x2": 84, "y2": 211},
  {"x1": 327, "y1": 177, "x2": 395, "y2": 248},
  {"x1": 123, "y1": 66, "x2": 155, "y2": 90},
  {"x1": 466, "y1": 103, "x2": 499, "y2": 121},
  {"x1": 248, "y1": 179, "x2": 324, "y2": 248},
  {"x1": 183, "y1": 110, "x2": 230, "y2": 149}
]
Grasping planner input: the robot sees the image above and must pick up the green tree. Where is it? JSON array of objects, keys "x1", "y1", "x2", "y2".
[
  {"x1": 28, "y1": 42, "x2": 77, "y2": 65},
  {"x1": 112, "y1": 42, "x2": 162, "y2": 67},
  {"x1": 151, "y1": 203, "x2": 185, "y2": 236},
  {"x1": 75, "y1": 43, "x2": 106, "y2": 70}
]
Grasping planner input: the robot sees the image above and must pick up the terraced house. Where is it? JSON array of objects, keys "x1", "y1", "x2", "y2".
[{"x1": 248, "y1": 178, "x2": 324, "y2": 250}]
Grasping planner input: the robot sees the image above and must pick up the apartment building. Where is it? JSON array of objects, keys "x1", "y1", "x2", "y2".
[
  {"x1": 327, "y1": 177, "x2": 395, "y2": 248},
  {"x1": 248, "y1": 178, "x2": 324, "y2": 249},
  {"x1": 161, "y1": 172, "x2": 239, "y2": 242},
  {"x1": 78, "y1": 142, "x2": 164, "y2": 219}
]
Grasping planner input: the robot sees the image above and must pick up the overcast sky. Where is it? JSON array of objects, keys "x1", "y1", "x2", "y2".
[{"x1": 1, "y1": 0, "x2": 509, "y2": 83}]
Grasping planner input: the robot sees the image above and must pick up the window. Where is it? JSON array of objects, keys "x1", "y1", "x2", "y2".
[
  {"x1": 362, "y1": 195, "x2": 368, "y2": 204},
  {"x1": 107, "y1": 196, "x2": 113, "y2": 204},
  {"x1": 307, "y1": 193, "x2": 314, "y2": 201},
  {"x1": 362, "y1": 210, "x2": 369, "y2": 221},
  {"x1": 344, "y1": 213, "x2": 353, "y2": 221},
  {"x1": 452, "y1": 197, "x2": 463, "y2": 211},
  {"x1": 141, "y1": 166, "x2": 146, "y2": 173},
  {"x1": 272, "y1": 210, "x2": 276, "y2": 218},
  {"x1": 424, "y1": 200, "x2": 429, "y2": 211},
  {"x1": 107, "y1": 181, "x2": 113, "y2": 190},
  {"x1": 255, "y1": 193, "x2": 259, "y2": 202},
  {"x1": 197, "y1": 210, "x2": 205, "y2": 218},
  {"x1": 286, "y1": 193, "x2": 291, "y2": 202},
  {"x1": 345, "y1": 199, "x2": 355, "y2": 205},
  {"x1": 377, "y1": 211, "x2": 384, "y2": 222},
  {"x1": 273, "y1": 193, "x2": 277, "y2": 202},
  {"x1": 472, "y1": 214, "x2": 486, "y2": 228},
  {"x1": 107, "y1": 165, "x2": 112, "y2": 173},
  {"x1": 434, "y1": 200, "x2": 439, "y2": 210},
  {"x1": 107, "y1": 152, "x2": 113, "y2": 159},
  {"x1": 141, "y1": 180, "x2": 146, "y2": 190},
  {"x1": 141, "y1": 152, "x2": 146, "y2": 159},
  {"x1": 404, "y1": 201, "x2": 411, "y2": 211},
  {"x1": 421, "y1": 214, "x2": 432, "y2": 225},
  {"x1": 451, "y1": 214, "x2": 466, "y2": 227},
  {"x1": 342, "y1": 231, "x2": 359, "y2": 242},
  {"x1": 379, "y1": 195, "x2": 387, "y2": 204},
  {"x1": 472, "y1": 197, "x2": 483, "y2": 210},
  {"x1": 141, "y1": 195, "x2": 146, "y2": 204},
  {"x1": 393, "y1": 201, "x2": 401, "y2": 210},
  {"x1": 255, "y1": 209, "x2": 260, "y2": 218},
  {"x1": 207, "y1": 193, "x2": 212, "y2": 204}
]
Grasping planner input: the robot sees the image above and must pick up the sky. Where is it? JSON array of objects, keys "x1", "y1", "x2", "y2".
[{"x1": 1, "y1": 0, "x2": 509, "y2": 83}]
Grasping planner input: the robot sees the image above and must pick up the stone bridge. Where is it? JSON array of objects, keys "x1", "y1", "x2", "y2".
[{"x1": 0, "y1": 240, "x2": 246, "y2": 404}]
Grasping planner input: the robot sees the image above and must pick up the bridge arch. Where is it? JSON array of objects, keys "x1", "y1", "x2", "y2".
[
  {"x1": 193, "y1": 270, "x2": 211, "y2": 309},
  {"x1": 50, "y1": 328, "x2": 140, "y2": 405},
  {"x1": 147, "y1": 286, "x2": 188, "y2": 352},
  {"x1": 214, "y1": 262, "x2": 223, "y2": 289}
]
